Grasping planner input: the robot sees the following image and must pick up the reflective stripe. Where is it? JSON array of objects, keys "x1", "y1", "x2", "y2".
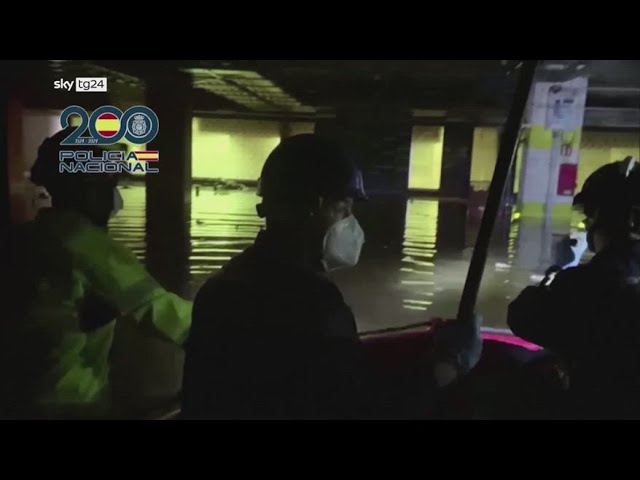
[
  {"x1": 45, "y1": 210, "x2": 191, "y2": 342},
  {"x1": 144, "y1": 291, "x2": 192, "y2": 344},
  {"x1": 13, "y1": 211, "x2": 192, "y2": 418},
  {"x1": 45, "y1": 211, "x2": 161, "y2": 314},
  {"x1": 113, "y1": 276, "x2": 162, "y2": 315},
  {"x1": 52, "y1": 364, "x2": 104, "y2": 403},
  {"x1": 526, "y1": 126, "x2": 581, "y2": 151},
  {"x1": 38, "y1": 326, "x2": 113, "y2": 409},
  {"x1": 527, "y1": 126, "x2": 553, "y2": 150},
  {"x1": 519, "y1": 202, "x2": 574, "y2": 219},
  {"x1": 18, "y1": 210, "x2": 192, "y2": 417}
]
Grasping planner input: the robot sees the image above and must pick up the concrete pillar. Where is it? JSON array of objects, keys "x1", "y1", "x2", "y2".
[
  {"x1": 144, "y1": 73, "x2": 193, "y2": 296},
  {"x1": 517, "y1": 76, "x2": 588, "y2": 220},
  {"x1": 108, "y1": 73, "x2": 193, "y2": 417},
  {"x1": 516, "y1": 76, "x2": 588, "y2": 266},
  {"x1": 315, "y1": 106, "x2": 413, "y2": 195},
  {"x1": 109, "y1": 80, "x2": 144, "y2": 113},
  {"x1": 6, "y1": 92, "x2": 34, "y2": 224},
  {"x1": 1, "y1": 76, "x2": 9, "y2": 254},
  {"x1": 436, "y1": 201, "x2": 468, "y2": 255},
  {"x1": 440, "y1": 124, "x2": 474, "y2": 200}
]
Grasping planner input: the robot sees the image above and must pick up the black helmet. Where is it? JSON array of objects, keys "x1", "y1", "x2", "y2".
[
  {"x1": 30, "y1": 127, "x2": 117, "y2": 194},
  {"x1": 574, "y1": 156, "x2": 640, "y2": 241},
  {"x1": 574, "y1": 156, "x2": 640, "y2": 217},
  {"x1": 257, "y1": 134, "x2": 367, "y2": 217}
]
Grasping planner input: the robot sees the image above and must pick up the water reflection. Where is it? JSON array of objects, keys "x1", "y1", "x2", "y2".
[
  {"x1": 401, "y1": 199, "x2": 438, "y2": 313},
  {"x1": 189, "y1": 188, "x2": 262, "y2": 278},
  {"x1": 109, "y1": 185, "x2": 147, "y2": 261},
  {"x1": 110, "y1": 184, "x2": 564, "y2": 332}
]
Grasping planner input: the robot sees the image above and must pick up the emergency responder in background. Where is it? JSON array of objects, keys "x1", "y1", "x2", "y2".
[
  {"x1": 182, "y1": 134, "x2": 482, "y2": 419},
  {"x1": 1, "y1": 127, "x2": 192, "y2": 419},
  {"x1": 508, "y1": 156, "x2": 640, "y2": 419}
]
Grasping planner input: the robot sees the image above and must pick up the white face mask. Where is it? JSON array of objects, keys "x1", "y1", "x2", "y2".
[
  {"x1": 110, "y1": 187, "x2": 123, "y2": 218},
  {"x1": 322, "y1": 214, "x2": 365, "y2": 271}
]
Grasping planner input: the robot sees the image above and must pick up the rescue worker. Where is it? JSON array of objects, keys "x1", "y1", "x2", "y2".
[
  {"x1": 182, "y1": 134, "x2": 482, "y2": 419},
  {"x1": 1, "y1": 128, "x2": 192, "y2": 419},
  {"x1": 508, "y1": 156, "x2": 640, "y2": 419}
]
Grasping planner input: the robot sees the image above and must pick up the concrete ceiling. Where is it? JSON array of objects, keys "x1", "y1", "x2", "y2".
[{"x1": 5, "y1": 60, "x2": 639, "y2": 126}]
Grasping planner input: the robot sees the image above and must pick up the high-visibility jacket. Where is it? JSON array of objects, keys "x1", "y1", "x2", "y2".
[{"x1": 2, "y1": 209, "x2": 192, "y2": 419}]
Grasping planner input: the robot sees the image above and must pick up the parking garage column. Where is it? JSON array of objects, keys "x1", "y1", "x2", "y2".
[
  {"x1": 4, "y1": 83, "x2": 31, "y2": 225},
  {"x1": 440, "y1": 123, "x2": 474, "y2": 200},
  {"x1": 315, "y1": 106, "x2": 413, "y2": 195},
  {"x1": 109, "y1": 77, "x2": 145, "y2": 113},
  {"x1": 108, "y1": 73, "x2": 193, "y2": 415},
  {"x1": 145, "y1": 73, "x2": 193, "y2": 296},
  {"x1": 517, "y1": 76, "x2": 588, "y2": 221},
  {"x1": 1, "y1": 76, "x2": 11, "y2": 247},
  {"x1": 515, "y1": 76, "x2": 588, "y2": 266}
]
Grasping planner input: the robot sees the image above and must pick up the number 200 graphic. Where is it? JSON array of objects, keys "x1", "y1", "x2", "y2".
[{"x1": 59, "y1": 105, "x2": 159, "y2": 146}]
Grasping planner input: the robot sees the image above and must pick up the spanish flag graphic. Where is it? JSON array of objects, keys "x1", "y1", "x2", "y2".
[
  {"x1": 95, "y1": 113, "x2": 120, "y2": 138},
  {"x1": 133, "y1": 150, "x2": 160, "y2": 162}
]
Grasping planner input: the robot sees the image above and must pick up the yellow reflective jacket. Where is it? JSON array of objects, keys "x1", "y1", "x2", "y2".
[{"x1": 2, "y1": 209, "x2": 192, "y2": 419}]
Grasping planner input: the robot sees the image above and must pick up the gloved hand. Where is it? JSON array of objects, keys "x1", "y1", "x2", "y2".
[
  {"x1": 432, "y1": 314, "x2": 483, "y2": 388},
  {"x1": 554, "y1": 231, "x2": 588, "y2": 269}
]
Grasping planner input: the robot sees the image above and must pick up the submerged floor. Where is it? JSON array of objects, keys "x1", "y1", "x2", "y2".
[{"x1": 110, "y1": 184, "x2": 572, "y2": 333}]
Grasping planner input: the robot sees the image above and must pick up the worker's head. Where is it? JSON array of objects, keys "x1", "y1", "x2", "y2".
[
  {"x1": 257, "y1": 134, "x2": 367, "y2": 271},
  {"x1": 30, "y1": 127, "x2": 123, "y2": 227},
  {"x1": 573, "y1": 156, "x2": 640, "y2": 253}
]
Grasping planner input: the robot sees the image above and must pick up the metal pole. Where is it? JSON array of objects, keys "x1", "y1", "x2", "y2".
[
  {"x1": 456, "y1": 60, "x2": 539, "y2": 324},
  {"x1": 0, "y1": 69, "x2": 10, "y2": 256}
]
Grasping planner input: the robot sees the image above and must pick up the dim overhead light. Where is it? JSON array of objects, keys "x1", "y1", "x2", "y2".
[
  {"x1": 184, "y1": 68, "x2": 313, "y2": 113},
  {"x1": 544, "y1": 63, "x2": 569, "y2": 71}
]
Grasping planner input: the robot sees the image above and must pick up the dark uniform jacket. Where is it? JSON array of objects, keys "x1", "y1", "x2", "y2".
[
  {"x1": 508, "y1": 242, "x2": 640, "y2": 418},
  {"x1": 182, "y1": 230, "x2": 369, "y2": 419}
]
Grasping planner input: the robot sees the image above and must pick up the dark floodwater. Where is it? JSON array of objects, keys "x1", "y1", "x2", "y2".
[{"x1": 109, "y1": 184, "x2": 568, "y2": 333}]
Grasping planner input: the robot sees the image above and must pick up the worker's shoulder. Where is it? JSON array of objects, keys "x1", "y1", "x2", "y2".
[
  {"x1": 233, "y1": 246, "x2": 339, "y2": 288},
  {"x1": 193, "y1": 247, "x2": 347, "y2": 312},
  {"x1": 8, "y1": 212, "x2": 73, "y2": 266},
  {"x1": 191, "y1": 248, "x2": 264, "y2": 307},
  {"x1": 546, "y1": 254, "x2": 608, "y2": 282},
  {"x1": 33, "y1": 208, "x2": 90, "y2": 234},
  {"x1": 552, "y1": 263, "x2": 592, "y2": 285},
  {"x1": 509, "y1": 265, "x2": 592, "y2": 310},
  {"x1": 551, "y1": 258, "x2": 619, "y2": 293},
  {"x1": 28, "y1": 209, "x2": 117, "y2": 257}
]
